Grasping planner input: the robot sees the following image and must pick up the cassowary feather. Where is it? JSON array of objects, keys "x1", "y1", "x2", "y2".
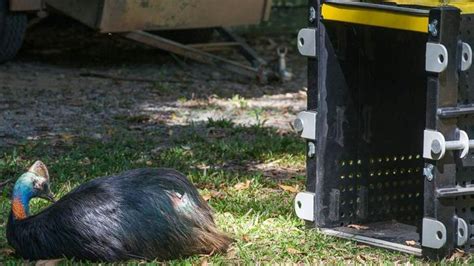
[{"x1": 7, "y1": 166, "x2": 232, "y2": 262}]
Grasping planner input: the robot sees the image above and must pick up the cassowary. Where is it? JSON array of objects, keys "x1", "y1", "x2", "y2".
[{"x1": 6, "y1": 161, "x2": 232, "y2": 262}]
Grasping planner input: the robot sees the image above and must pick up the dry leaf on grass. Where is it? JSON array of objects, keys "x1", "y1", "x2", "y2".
[
  {"x1": 448, "y1": 248, "x2": 466, "y2": 261},
  {"x1": 287, "y1": 247, "x2": 303, "y2": 254},
  {"x1": 35, "y1": 259, "x2": 64, "y2": 266},
  {"x1": 278, "y1": 184, "x2": 299, "y2": 193},
  {"x1": 202, "y1": 190, "x2": 224, "y2": 201},
  {"x1": 347, "y1": 224, "x2": 369, "y2": 230},
  {"x1": 405, "y1": 240, "x2": 417, "y2": 246},
  {"x1": 200, "y1": 257, "x2": 208, "y2": 266},
  {"x1": 226, "y1": 247, "x2": 238, "y2": 259},
  {"x1": 0, "y1": 248, "x2": 14, "y2": 256},
  {"x1": 242, "y1": 234, "x2": 250, "y2": 242},
  {"x1": 234, "y1": 180, "x2": 251, "y2": 190}
]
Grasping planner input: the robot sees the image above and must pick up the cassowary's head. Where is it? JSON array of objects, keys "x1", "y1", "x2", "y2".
[{"x1": 13, "y1": 161, "x2": 55, "y2": 203}]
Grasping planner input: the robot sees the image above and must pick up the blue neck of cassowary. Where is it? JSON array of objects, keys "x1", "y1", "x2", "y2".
[{"x1": 11, "y1": 175, "x2": 36, "y2": 218}]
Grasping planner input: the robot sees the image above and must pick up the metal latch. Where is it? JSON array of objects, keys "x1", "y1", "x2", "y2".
[
  {"x1": 422, "y1": 218, "x2": 447, "y2": 249},
  {"x1": 461, "y1": 42, "x2": 473, "y2": 71},
  {"x1": 423, "y1": 129, "x2": 470, "y2": 160},
  {"x1": 458, "y1": 217, "x2": 468, "y2": 246},
  {"x1": 294, "y1": 111, "x2": 317, "y2": 140},
  {"x1": 426, "y1": 43, "x2": 448, "y2": 73},
  {"x1": 297, "y1": 28, "x2": 316, "y2": 57},
  {"x1": 295, "y1": 192, "x2": 315, "y2": 221}
]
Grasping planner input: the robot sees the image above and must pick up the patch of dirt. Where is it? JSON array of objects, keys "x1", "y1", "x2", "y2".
[{"x1": 0, "y1": 10, "x2": 307, "y2": 149}]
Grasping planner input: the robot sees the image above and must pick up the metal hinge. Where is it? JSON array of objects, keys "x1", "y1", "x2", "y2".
[
  {"x1": 422, "y1": 218, "x2": 446, "y2": 249},
  {"x1": 426, "y1": 43, "x2": 448, "y2": 73},
  {"x1": 295, "y1": 192, "x2": 315, "y2": 221},
  {"x1": 297, "y1": 28, "x2": 316, "y2": 57},
  {"x1": 294, "y1": 111, "x2": 317, "y2": 140},
  {"x1": 461, "y1": 42, "x2": 473, "y2": 71},
  {"x1": 423, "y1": 129, "x2": 470, "y2": 160}
]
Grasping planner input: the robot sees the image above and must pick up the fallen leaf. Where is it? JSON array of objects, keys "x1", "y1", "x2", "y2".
[
  {"x1": 226, "y1": 247, "x2": 238, "y2": 259},
  {"x1": 0, "y1": 248, "x2": 14, "y2": 256},
  {"x1": 347, "y1": 224, "x2": 369, "y2": 230},
  {"x1": 35, "y1": 259, "x2": 64, "y2": 266},
  {"x1": 278, "y1": 184, "x2": 299, "y2": 193},
  {"x1": 448, "y1": 248, "x2": 466, "y2": 261},
  {"x1": 234, "y1": 180, "x2": 251, "y2": 191},
  {"x1": 242, "y1": 235, "x2": 250, "y2": 242},
  {"x1": 202, "y1": 194, "x2": 212, "y2": 201},
  {"x1": 200, "y1": 257, "x2": 208, "y2": 266},
  {"x1": 201, "y1": 190, "x2": 222, "y2": 201},
  {"x1": 287, "y1": 247, "x2": 302, "y2": 254},
  {"x1": 405, "y1": 240, "x2": 417, "y2": 246},
  {"x1": 357, "y1": 254, "x2": 367, "y2": 263}
]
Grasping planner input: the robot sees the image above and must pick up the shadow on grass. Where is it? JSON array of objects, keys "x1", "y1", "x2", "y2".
[{"x1": 0, "y1": 121, "x2": 305, "y2": 257}]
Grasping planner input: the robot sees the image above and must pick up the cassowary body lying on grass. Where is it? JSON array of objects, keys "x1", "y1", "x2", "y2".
[{"x1": 6, "y1": 161, "x2": 232, "y2": 262}]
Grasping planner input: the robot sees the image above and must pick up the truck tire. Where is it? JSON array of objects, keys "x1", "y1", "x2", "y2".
[{"x1": 0, "y1": 0, "x2": 27, "y2": 63}]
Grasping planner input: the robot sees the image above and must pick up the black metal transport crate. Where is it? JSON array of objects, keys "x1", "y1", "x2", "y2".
[{"x1": 293, "y1": 0, "x2": 474, "y2": 259}]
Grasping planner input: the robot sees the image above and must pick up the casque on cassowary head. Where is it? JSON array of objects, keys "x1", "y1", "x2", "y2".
[{"x1": 6, "y1": 161, "x2": 232, "y2": 262}]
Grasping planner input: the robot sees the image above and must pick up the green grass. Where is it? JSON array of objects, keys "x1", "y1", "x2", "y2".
[{"x1": 0, "y1": 121, "x2": 464, "y2": 264}]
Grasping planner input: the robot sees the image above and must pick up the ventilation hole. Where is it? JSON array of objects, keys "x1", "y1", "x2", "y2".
[{"x1": 297, "y1": 201, "x2": 302, "y2": 209}]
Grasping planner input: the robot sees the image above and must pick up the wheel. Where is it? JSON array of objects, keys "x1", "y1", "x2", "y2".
[
  {"x1": 0, "y1": 0, "x2": 27, "y2": 63},
  {"x1": 154, "y1": 28, "x2": 214, "y2": 44}
]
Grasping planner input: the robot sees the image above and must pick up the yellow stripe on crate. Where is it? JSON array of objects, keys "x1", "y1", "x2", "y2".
[{"x1": 321, "y1": 3, "x2": 429, "y2": 33}]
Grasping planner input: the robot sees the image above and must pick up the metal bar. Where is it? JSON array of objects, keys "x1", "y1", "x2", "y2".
[
  {"x1": 216, "y1": 27, "x2": 267, "y2": 67},
  {"x1": 124, "y1": 31, "x2": 262, "y2": 80},
  {"x1": 437, "y1": 186, "x2": 474, "y2": 198},
  {"x1": 438, "y1": 105, "x2": 474, "y2": 118},
  {"x1": 187, "y1": 42, "x2": 240, "y2": 51},
  {"x1": 321, "y1": 3, "x2": 429, "y2": 33},
  {"x1": 324, "y1": 0, "x2": 430, "y2": 15},
  {"x1": 321, "y1": 228, "x2": 423, "y2": 256}
]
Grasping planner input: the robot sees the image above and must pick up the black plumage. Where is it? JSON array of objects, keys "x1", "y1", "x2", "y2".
[{"x1": 7, "y1": 167, "x2": 232, "y2": 262}]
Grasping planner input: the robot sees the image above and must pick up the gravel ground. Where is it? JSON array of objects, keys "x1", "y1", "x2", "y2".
[{"x1": 0, "y1": 9, "x2": 307, "y2": 149}]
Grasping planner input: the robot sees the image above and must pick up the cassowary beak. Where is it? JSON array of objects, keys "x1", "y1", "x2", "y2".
[{"x1": 39, "y1": 190, "x2": 56, "y2": 203}]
